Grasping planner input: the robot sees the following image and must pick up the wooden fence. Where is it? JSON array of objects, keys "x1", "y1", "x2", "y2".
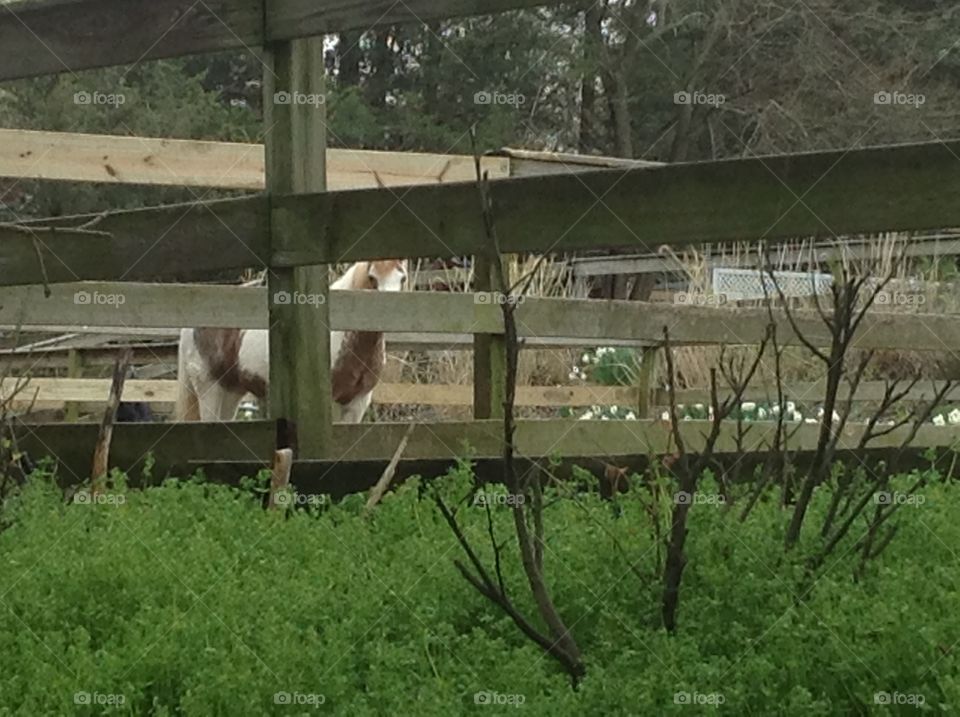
[
  {"x1": 8, "y1": 377, "x2": 960, "y2": 417},
  {"x1": 3, "y1": 0, "x2": 960, "y2": 479}
]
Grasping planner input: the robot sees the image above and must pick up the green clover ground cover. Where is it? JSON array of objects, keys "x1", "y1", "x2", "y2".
[{"x1": 0, "y1": 467, "x2": 958, "y2": 715}]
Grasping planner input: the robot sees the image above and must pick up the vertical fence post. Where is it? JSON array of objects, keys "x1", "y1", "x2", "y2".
[
  {"x1": 263, "y1": 37, "x2": 332, "y2": 457},
  {"x1": 636, "y1": 346, "x2": 657, "y2": 419},
  {"x1": 64, "y1": 348, "x2": 83, "y2": 422},
  {"x1": 473, "y1": 253, "x2": 507, "y2": 419}
]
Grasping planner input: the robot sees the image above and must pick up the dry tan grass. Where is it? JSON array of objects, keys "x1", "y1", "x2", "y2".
[
  {"x1": 663, "y1": 234, "x2": 960, "y2": 388},
  {"x1": 376, "y1": 256, "x2": 585, "y2": 420}
]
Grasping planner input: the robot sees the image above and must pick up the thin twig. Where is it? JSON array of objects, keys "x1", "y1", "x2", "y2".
[{"x1": 365, "y1": 422, "x2": 415, "y2": 514}]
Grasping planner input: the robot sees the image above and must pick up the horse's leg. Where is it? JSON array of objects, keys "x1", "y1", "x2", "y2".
[
  {"x1": 175, "y1": 328, "x2": 201, "y2": 421},
  {"x1": 337, "y1": 391, "x2": 373, "y2": 424},
  {"x1": 196, "y1": 381, "x2": 245, "y2": 422},
  {"x1": 175, "y1": 377, "x2": 201, "y2": 421}
]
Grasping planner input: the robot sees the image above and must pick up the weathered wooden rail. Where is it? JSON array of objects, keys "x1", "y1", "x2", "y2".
[
  {"x1": 3, "y1": 283, "x2": 957, "y2": 351},
  {"x1": 0, "y1": 128, "x2": 511, "y2": 190},
  {"x1": 3, "y1": 378, "x2": 638, "y2": 411},
  {"x1": 0, "y1": 129, "x2": 657, "y2": 189},
  {"x1": 8, "y1": 377, "x2": 959, "y2": 415}
]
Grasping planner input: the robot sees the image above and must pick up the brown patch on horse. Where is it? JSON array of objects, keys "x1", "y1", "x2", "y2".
[
  {"x1": 370, "y1": 259, "x2": 406, "y2": 275},
  {"x1": 358, "y1": 259, "x2": 407, "y2": 289},
  {"x1": 330, "y1": 260, "x2": 403, "y2": 404},
  {"x1": 193, "y1": 328, "x2": 267, "y2": 399},
  {"x1": 349, "y1": 261, "x2": 374, "y2": 289},
  {"x1": 178, "y1": 388, "x2": 200, "y2": 421},
  {"x1": 331, "y1": 331, "x2": 386, "y2": 405}
]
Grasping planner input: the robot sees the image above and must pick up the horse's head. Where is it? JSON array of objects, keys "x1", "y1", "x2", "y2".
[{"x1": 366, "y1": 260, "x2": 407, "y2": 292}]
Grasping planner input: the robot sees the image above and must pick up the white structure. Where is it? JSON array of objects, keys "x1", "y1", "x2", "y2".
[{"x1": 712, "y1": 267, "x2": 833, "y2": 301}]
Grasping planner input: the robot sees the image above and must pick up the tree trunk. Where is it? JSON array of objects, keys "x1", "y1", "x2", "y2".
[
  {"x1": 669, "y1": 98, "x2": 695, "y2": 162},
  {"x1": 337, "y1": 31, "x2": 362, "y2": 87},
  {"x1": 365, "y1": 29, "x2": 394, "y2": 110},
  {"x1": 604, "y1": 68, "x2": 634, "y2": 158},
  {"x1": 579, "y1": 3, "x2": 604, "y2": 153}
]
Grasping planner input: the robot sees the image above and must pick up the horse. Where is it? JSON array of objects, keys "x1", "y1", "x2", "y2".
[{"x1": 175, "y1": 260, "x2": 407, "y2": 423}]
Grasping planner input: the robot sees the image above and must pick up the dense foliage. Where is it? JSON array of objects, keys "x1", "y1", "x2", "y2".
[{"x1": 0, "y1": 465, "x2": 956, "y2": 714}]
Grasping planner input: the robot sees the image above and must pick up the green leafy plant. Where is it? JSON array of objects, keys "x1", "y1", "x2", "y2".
[{"x1": 0, "y1": 466, "x2": 954, "y2": 714}]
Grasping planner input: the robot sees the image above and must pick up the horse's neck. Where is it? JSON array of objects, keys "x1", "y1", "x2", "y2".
[{"x1": 331, "y1": 263, "x2": 363, "y2": 291}]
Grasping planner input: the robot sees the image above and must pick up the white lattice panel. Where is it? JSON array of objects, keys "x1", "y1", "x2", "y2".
[{"x1": 712, "y1": 267, "x2": 833, "y2": 301}]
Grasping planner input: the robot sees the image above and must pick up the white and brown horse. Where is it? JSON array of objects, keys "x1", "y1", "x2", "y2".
[{"x1": 175, "y1": 260, "x2": 407, "y2": 423}]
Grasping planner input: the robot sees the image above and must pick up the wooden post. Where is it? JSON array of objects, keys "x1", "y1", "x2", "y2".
[
  {"x1": 263, "y1": 37, "x2": 332, "y2": 457},
  {"x1": 64, "y1": 348, "x2": 83, "y2": 422},
  {"x1": 267, "y1": 448, "x2": 294, "y2": 511},
  {"x1": 473, "y1": 254, "x2": 507, "y2": 419},
  {"x1": 636, "y1": 346, "x2": 657, "y2": 418},
  {"x1": 90, "y1": 350, "x2": 130, "y2": 490}
]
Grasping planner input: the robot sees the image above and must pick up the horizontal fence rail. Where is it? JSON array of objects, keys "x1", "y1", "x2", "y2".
[
  {"x1": 1, "y1": 284, "x2": 957, "y2": 352},
  {"x1": 1, "y1": 197, "x2": 270, "y2": 285},
  {"x1": 1, "y1": 378, "x2": 638, "y2": 410},
  {"x1": 0, "y1": 129, "x2": 510, "y2": 189},
  {"x1": 12, "y1": 421, "x2": 960, "y2": 478},
  {"x1": 0, "y1": 330, "x2": 646, "y2": 353},
  {"x1": 271, "y1": 140, "x2": 960, "y2": 263},
  {"x1": 8, "y1": 378, "x2": 959, "y2": 413}
]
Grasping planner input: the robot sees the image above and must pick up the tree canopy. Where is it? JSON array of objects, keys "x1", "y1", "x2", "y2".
[{"x1": 1, "y1": 1, "x2": 959, "y2": 218}]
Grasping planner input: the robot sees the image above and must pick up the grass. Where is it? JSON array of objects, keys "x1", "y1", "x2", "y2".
[{"x1": 0, "y1": 464, "x2": 957, "y2": 714}]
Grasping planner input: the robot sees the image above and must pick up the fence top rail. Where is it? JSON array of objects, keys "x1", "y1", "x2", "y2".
[
  {"x1": 0, "y1": 128, "x2": 511, "y2": 189},
  {"x1": 0, "y1": 0, "x2": 555, "y2": 82},
  {"x1": 275, "y1": 138, "x2": 960, "y2": 263}
]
